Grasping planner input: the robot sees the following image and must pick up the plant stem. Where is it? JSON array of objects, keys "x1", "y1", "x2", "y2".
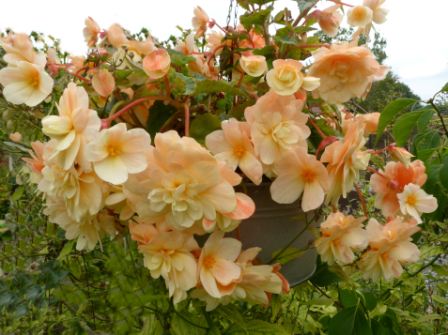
[
  {"x1": 184, "y1": 98, "x2": 191, "y2": 136},
  {"x1": 429, "y1": 99, "x2": 448, "y2": 138}
]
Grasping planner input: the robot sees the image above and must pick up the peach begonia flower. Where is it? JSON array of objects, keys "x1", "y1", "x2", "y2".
[
  {"x1": 198, "y1": 231, "x2": 242, "y2": 298},
  {"x1": 244, "y1": 90, "x2": 310, "y2": 165},
  {"x1": 238, "y1": 28, "x2": 266, "y2": 53},
  {"x1": 126, "y1": 38, "x2": 155, "y2": 57},
  {"x1": 0, "y1": 60, "x2": 53, "y2": 107},
  {"x1": 69, "y1": 56, "x2": 85, "y2": 74},
  {"x1": 23, "y1": 141, "x2": 46, "y2": 182},
  {"x1": 138, "y1": 230, "x2": 199, "y2": 304},
  {"x1": 266, "y1": 59, "x2": 320, "y2": 96},
  {"x1": 347, "y1": 5, "x2": 373, "y2": 28},
  {"x1": 397, "y1": 183, "x2": 438, "y2": 223},
  {"x1": 364, "y1": 0, "x2": 388, "y2": 24},
  {"x1": 175, "y1": 34, "x2": 198, "y2": 55},
  {"x1": 129, "y1": 220, "x2": 159, "y2": 245},
  {"x1": 0, "y1": 33, "x2": 45, "y2": 66},
  {"x1": 359, "y1": 217, "x2": 420, "y2": 280},
  {"x1": 86, "y1": 123, "x2": 151, "y2": 185},
  {"x1": 389, "y1": 145, "x2": 414, "y2": 167},
  {"x1": 271, "y1": 147, "x2": 329, "y2": 212},
  {"x1": 9, "y1": 132, "x2": 22, "y2": 143},
  {"x1": 206, "y1": 31, "x2": 228, "y2": 54},
  {"x1": 44, "y1": 197, "x2": 117, "y2": 251},
  {"x1": 370, "y1": 160, "x2": 427, "y2": 218},
  {"x1": 206, "y1": 118, "x2": 263, "y2": 185},
  {"x1": 106, "y1": 23, "x2": 128, "y2": 48},
  {"x1": 343, "y1": 112, "x2": 380, "y2": 136},
  {"x1": 315, "y1": 212, "x2": 368, "y2": 265},
  {"x1": 83, "y1": 17, "x2": 101, "y2": 48},
  {"x1": 38, "y1": 164, "x2": 104, "y2": 222},
  {"x1": 92, "y1": 69, "x2": 115, "y2": 97},
  {"x1": 308, "y1": 43, "x2": 388, "y2": 104},
  {"x1": 192, "y1": 6, "x2": 209, "y2": 37},
  {"x1": 239, "y1": 55, "x2": 267, "y2": 77},
  {"x1": 143, "y1": 131, "x2": 241, "y2": 229},
  {"x1": 314, "y1": 5, "x2": 343, "y2": 37},
  {"x1": 143, "y1": 49, "x2": 171, "y2": 80},
  {"x1": 104, "y1": 186, "x2": 138, "y2": 221},
  {"x1": 321, "y1": 122, "x2": 370, "y2": 204},
  {"x1": 42, "y1": 83, "x2": 100, "y2": 171}
]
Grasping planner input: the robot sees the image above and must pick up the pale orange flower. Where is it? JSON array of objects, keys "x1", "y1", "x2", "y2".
[
  {"x1": 359, "y1": 217, "x2": 420, "y2": 280},
  {"x1": 86, "y1": 123, "x2": 151, "y2": 185},
  {"x1": 347, "y1": 5, "x2": 373, "y2": 28},
  {"x1": 83, "y1": 17, "x2": 101, "y2": 47},
  {"x1": 271, "y1": 147, "x2": 329, "y2": 212},
  {"x1": 192, "y1": 6, "x2": 209, "y2": 37},
  {"x1": 107, "y1": 23, "x2": 128, "y2": 48},
  {"x1": 92, "y1": 69, "x2": 115, "y2": 97},
  {"x1": 8, "y1": 132, "x2": 22, "y2": 142},
  {"x1": 397, "y1": 183, "x2": 438, "y2": 223},
  {"x1": 314, "y1": 5, "x2": 343, "y2": 37},
  {"x1": 321, "y1": 122, "x2": 370, "y2": 204},
  {"x1": 364, "y1": 0, "x2": 388, "y2": 24},
  {"x1": 198, "y1": 231, "x2": 242, "y2": 298},
  {"x1": 315, "y1": 212, "x2": 367, "y2": 265},
  {"x1": 244, "y1": 90, "x2": 310, "y2": 165},
  {"x1": 42, "y1": 83, "x2": 100, "y2": 170},
  {"x1": 238, "y1": 28, "x2": 266, "y2": 53},
  {"x1": 389, "y1": 145, "x2": 414, "y2": 166},
  {"x1": 370, "y1": 160, "x2": 427, "y2": 217},
  {"x1": 23, "y1": 141, "x2": 46, "y2": 180},
  {"x1": 143, "y1": 49, "x2": 171, "y2": 80},
  {"x1": 308, "y1": 43, "x2": 388, "y2": 104},
  {"x1": 206, "y1": 118, "x2": 262, "y2": 185},
  {"x1": 138, "y1": 230, "x2": 199, "y2": 303},
  {"x1": 0, "y1": 32, "x2": 45, "y2": 66},
  {"x1": 0, "y1": 60, "x2": 54, "y2": 107}
]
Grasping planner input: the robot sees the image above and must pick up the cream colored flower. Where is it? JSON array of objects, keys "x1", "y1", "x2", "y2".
[
  {"x1": 0, "y1": 32, "x2": 45, "y2": 66},
  {"x1": 138, "y1": 231, "x2": 199, "y2": 303},
  {"x1": 42, "y1": 83, "x2": 100, "y2": 170},
  {"x1": 44, "y1": 197, "x2": 117, "y2": 251},
  {"x1": 192, "y1": 6, "x2": 209, "y2": 37},
  {"x1": 308, "y1": 43, "x2": 388, "y2": 104},
  {"x1": 397, "y1": 183, "x2": 437, "y2": 223},
  {"x1": 347, "y1": 5, "x2": 373, "y2": 28},
  {"x1": 83, "y1": 17, "x2": 101, "y2": 47},
  {"x1": 244, "y1": 90, "x2": 310, "y2": 165},
  {"x1": 314, "y1": 5, "x2": 343, "y2": 37},
  {"x1": 206, "y1": 118, "x2": 262, "y2": 185},
  {"x1": 143, "y1": 131, "x2": 240, "y2": 229},
  {"x1": 143, "y1": 49, "x2": 171, "y2": 80},
  {"x1": 271, "y1": 147, "x2": 329, "y2": 212},
  {"x1": 359, "y1": 217, "x2": 420, "y2": 280},
  {"x1": 389, "y1": 146, "x2": 414, "y2": 166},
  {"x1": 0, "y1": 61, "x2": 53, "y2": 107},
  {"x1": 239, "y1": 55, "x2": 267, "y2": 77},
  {"x1": 8, "y1": 132, "x2": 22, "y2": 142},
  {"x1": 315, "y1": 212, "x2": 367, "y2": 265},
  {"x1": 364, "y1": 0, "x2": 388, "y2": 24},
  {"x1": 198, "y1": 231, "x2": 242, "y2": 298},
  {"x1": 86, "y1": 123, "x2": 151, "y2": 185},
  {"x1": 92, "y1": 69, "x2": 115, "y2": 97},
  {"x1": 266, "y1": 59, "x2": 303, "y2": 96}
]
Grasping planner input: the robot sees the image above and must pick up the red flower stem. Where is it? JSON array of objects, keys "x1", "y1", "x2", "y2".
[
  {"x1": 355, "y1": 184, "x2": 368, "y2": 217},
  {"x1": 184, "y1": 99, "x2": 191, "y2": 137},
  {"x1": 328, "y1": 0, "x2": 354, "y2": 7},
  {"x1": 298, "y1": 43, "x2": 329, "y2": 49},
  {"x1": 308, "y1": 117, "x2": 327, "y2": 139}
]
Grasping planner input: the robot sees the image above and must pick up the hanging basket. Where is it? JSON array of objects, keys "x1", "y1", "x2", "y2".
[{"x1": 237, "y1": 183, "x2": 319, "y2": 287}]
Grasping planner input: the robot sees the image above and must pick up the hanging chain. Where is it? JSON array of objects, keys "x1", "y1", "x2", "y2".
[
  {"x1": 233, "y1": 1, "x2": 239, "y2": 29},
  {"x1": 226, "y1": 0, "x2": 234, "y2": 29}
]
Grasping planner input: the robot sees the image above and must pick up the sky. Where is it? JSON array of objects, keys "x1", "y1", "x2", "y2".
[{"x1": 0, "y1": 0, "x2": 447, "y2": 100}]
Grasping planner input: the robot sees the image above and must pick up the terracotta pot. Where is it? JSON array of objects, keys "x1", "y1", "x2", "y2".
[{"x1": 237, "y1": 183, "x2": 319, "y2": 287}]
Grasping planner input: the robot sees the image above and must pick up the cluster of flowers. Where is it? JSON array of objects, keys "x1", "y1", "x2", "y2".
[{"x1": 0, "y1": 0, "x2": 438, "y2": 308}]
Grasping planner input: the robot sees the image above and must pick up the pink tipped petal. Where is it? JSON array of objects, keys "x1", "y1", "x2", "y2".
[{"x1": 226, "y1": 193, "x2": 255, "y2": 220}]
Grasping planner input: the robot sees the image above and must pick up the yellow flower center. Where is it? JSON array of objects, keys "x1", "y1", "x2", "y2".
[
  {"x1": 352, "y1": 7, "x2": 367, "y2": 21},
  {"x1": 301, "y1": 168, "x2": 316, "y2": 183},
  {"x1": 28, "y1": 68, "x2": 41, "y2": 89},
  {"x1": 107, "y1": 144, "x2": 122, "y2": 157},
  {"x1": 233, "y1": 145, "x2": 245, "y2": 159},
  {"x1": 406, "y1": 194, "x2": 417, "y2": 206},
  {"x1": 203, "y1": 255, "x2": 216, "y2": 269},
  {"x1": 277, "y1": 66, "x2": 296, "y2": 83}
]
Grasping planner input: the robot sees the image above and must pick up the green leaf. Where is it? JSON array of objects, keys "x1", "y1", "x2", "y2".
[
  {"x1": 146, "y1": 101, "x2": 178, "y2": 138},
  {"x1": 57, "y1": 240, "x2": 75, "y2": 261},
  {"x1": 226, "y1": 320, "x2": 289, "y2": 335},
  {"x1": 414, "y1": 130, "x2": 441, "y2": 162},
  {"x1": 170, "y1": 312, "x2": 208, "y2": 335},
  {"x1": 293, "y1": 0, "x2": 317, "y2": 13},
  {"x1": 439, "y1": 158, "x2": 448, "y2": 191},
  {"x1": 190, "y1": 114, "x2": 221, "y2": 144},
  {"x1": 376, "y1": 98, "x2": 417, "y2": 143},
  {"x1": 139, "y1": 315, "x2": 164, "y2": 335},
  {"x1": 328, "y1": 306, "x2": 357, "y2": 335},
  {"x1": 271, "y1": 246, "x2": 305, "y2": 265},
  {"x1": 168, "y1": 50, "x2": 195, "y2": 67},
  {"x1": 440, "y1": 81, "x2": 448, "y2": 93},
  {"x1": 240, "y1": 8, "x2": 273, "y2": 29},
  {"x1": 194, "y1": 79, "x2": 248, "y2": 97},
  {"x1": 392, "y1": 109, "x2": 433, "y2": 146},
  {"x1": 11, "y1": 186, "x2": 25, "y2": 202},
  {"x1": 310, "y1": 259, "x2": 340, "y2": 286},
  {"x1": 339, "y1": 289, "x2": 359, "y2": 308}
]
